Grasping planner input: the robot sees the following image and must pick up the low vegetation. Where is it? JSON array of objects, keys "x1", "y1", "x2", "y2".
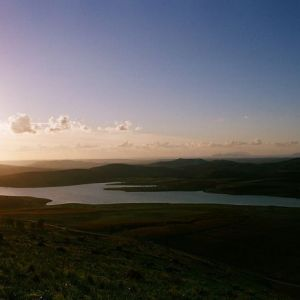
[
  {"x1": 0, "y1": 196, "x2": 300, "y2": 298},
  {"x1": 0, "y1": 210, "x2": 276, "y2": 299}
]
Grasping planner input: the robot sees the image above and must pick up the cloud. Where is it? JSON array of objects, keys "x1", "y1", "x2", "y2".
[
  {"x1": 6, "y1": 114, "x2": 91, "y2": 135},
  {"x1": 225, "y1": 140, "x2": 248, "y2": 147},
  {"x1": 118, "y1": 141, "x2": 134, "y2": 148},
  {"x1": 251, "y1": 139, "x2": 263, "y2": 145},
  {"x1": 8, "y1": 114, "x2": 36, "y2": 134},
  {"x1": 115, "y1": 141, "x2": 189, "y2": 151},
  {"x1": 134, "y1": 126, "x2": 143, "y2": 131},
  {"x1": 207, "y1": 141, "x2": 247, "y2": 148},
  {"x1": 140, "y1": 141, "x2": 186, "y2": 150},
  {"x1": 115, "y1": 120, "x2": 132, "y2": 131},
  {"x1": 78, "y1": 123, "x2": 90, "y2": 132},
  {"x1": 207, "y1": 139, "x2": 263, "y2": 148},
  {"x1": 47, "y1": 115, "x2": 72, "y2": 132},
  {"x1": 275, "y1": 141, "x2": 299, "y2": 147},
  {"x1": 75, "y1": 143, "x2": 98, "y2": 149},
  {"x1": 5, "y1": 114, "x2": 142, "y2": 135},
  {"x1": 205, "y1": 139, "x2": 300, "y2": 149},
  {"x1": 99, "y1": 120, "x2": 141, "y2": 132},
  {"x1": 46, "y1": 115, "x2": 90, "y2": 133}
]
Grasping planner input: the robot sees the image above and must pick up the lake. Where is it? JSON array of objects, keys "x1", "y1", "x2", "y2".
[{"x1": 0, "y1": 183, "x2": 299, "y2": 207}]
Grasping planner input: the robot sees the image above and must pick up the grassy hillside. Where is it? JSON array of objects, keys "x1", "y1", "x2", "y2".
[
  {"x1": 1, "y1": 197, "x2": 300, "y2": 298},
  {"x1": 0, "y1": 196, "x2": 50, "y2": 209},
  {"x1": 0, "y1": 197, "x2": 288, "y2": 299}
]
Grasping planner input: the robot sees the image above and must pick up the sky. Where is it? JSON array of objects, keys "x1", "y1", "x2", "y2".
[{"x1": 0, "y1": 0, "x2": 299, "y2": 160}]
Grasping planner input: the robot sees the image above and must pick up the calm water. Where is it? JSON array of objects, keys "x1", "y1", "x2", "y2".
[{"x1": 0, "y1": 183, "x2": 299, "y2": 207}]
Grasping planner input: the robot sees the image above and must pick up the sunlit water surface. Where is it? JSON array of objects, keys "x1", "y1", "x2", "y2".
[{"x1": 0, "y1": 183, "x2": 299, "y2": 207}]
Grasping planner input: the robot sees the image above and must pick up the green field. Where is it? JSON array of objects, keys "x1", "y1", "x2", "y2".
[{"x1": 1, "y1": 196, "x2": 300, "y2": 299}]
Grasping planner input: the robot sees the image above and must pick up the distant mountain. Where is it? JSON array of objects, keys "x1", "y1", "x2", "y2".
[
  {"x1": 211, "y1": 152, "x2": 251, "y2": 158},
  {"x1": 0, "y1": 165, "x2": 48, "y2": 176},
  {"x1": 0, "y1": 158, "x2": 298, "y2": 198},
  {"x1": 0, "y1": 163, "x2": 180, "y2": 187},
  {"x1": 150, "y1": 158, "x2": 207, "y2": 168},
  {"x1": 27, "y1": 159, "x2": 156, "y2": 170}
]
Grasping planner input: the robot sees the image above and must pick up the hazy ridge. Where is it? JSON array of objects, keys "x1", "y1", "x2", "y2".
[{"x1": 0, "y1": 158, "x2": 299, "y2": 198}]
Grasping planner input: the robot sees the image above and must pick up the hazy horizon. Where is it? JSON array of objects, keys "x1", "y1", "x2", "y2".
[{"x1": 0, "y1": 154, "x2": 298, "y2": 166}]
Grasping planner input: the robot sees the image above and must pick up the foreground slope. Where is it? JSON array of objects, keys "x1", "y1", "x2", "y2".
[
  {"x1": 1, "y1": 196, "x2": 300, "y2": 298},
  {"x1": 0, "y1": 197, "x2": 282, "y2": 299}
]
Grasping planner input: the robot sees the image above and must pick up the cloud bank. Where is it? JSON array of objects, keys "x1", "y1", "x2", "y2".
[
  {"x1": 7, "y1": 114, "x2": 96, "y2": 134},
  {"x1": 1, "y1": 113, "x2": 300, "y2": 160}
]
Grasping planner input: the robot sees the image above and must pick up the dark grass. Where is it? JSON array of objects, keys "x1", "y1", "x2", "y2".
[
  {"x1": 0, "y1": 196, "x2": 50, "y2": 210},
  {"x1": 1, "y1": 196, "x2": 300, "y2": 298},
  {"x1": 0, "y1": 218, "x2": 277, "y2": 299}
]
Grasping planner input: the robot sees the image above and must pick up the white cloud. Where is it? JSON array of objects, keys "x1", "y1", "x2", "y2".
[
  {"x1": 8, "y1": 114, "x2": 36, "y2": 134},
  {"x1": 6, "y1": 114, "x2": 91, "y2": 135},
  {"x1": 46, "y1": 115, "x2": 90, "y2": 133},
  {"x1": 251, "y1": 138, "x2": 263, "y2": 145},
  {"x1": 115, "y1": 120, "x2": 132, "y2": 131},
  {"x1": 47, "y1": 115, "x2": 72, "y2": 132},
  {"x1": 78, "y1": 123, "x2": 90, "y2": 132},
  {"x1": 99, "y1": 120, "x2": 141, "y2": 133},
  {"x1": 5, "y1": 114, "x2": 140, "y2": 136}
]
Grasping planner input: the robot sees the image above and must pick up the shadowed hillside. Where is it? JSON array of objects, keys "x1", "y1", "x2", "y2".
[
  {"x1": 0, "y1": 164, "x2": 49, "y2": 176},
  {"x1": 0, "y1": 158, "x2": 299, "y2": 198},
  {"x1": 0, "y1": 197, "x2": 289, "y2": 299}
]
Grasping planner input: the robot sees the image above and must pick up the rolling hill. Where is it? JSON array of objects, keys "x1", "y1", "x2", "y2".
[{"x1": 0, "y1": 158, "x2": 298, "y2": 198}]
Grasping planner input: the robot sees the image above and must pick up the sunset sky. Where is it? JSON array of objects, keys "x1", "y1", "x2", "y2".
[{"x1": 0, "y1": 0, "x2": 299, "y2": 160}]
